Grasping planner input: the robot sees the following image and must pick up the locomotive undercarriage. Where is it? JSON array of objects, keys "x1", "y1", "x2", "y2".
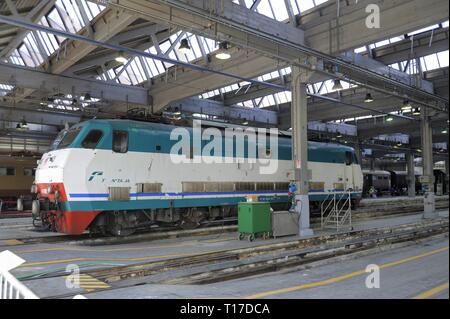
[
  {"x1": 31, "y1": 198, "x2": 60, "y2": 232},
  {"x1": 33, "y1": 199, "x2": 359, "y2": 236},
  {"x1": 88, "y1": 206, "x2": 237, "y2": 236}
]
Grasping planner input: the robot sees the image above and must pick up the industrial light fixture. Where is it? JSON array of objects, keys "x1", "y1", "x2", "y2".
[
  {"x1": 336, "y1": 133, "x2": 343, "y2": 138},
  {"x1": 242, "y1": 120, "x2": 249, "y2": 125},
  {"x1": 396, "y1": 142, "x2": 402, "y2": 147},
  {"x1": 442, "y1": 129, "x2": 448, "y2": 134},
  {"x1": 84, "y1": 93, "x2": 92, "y2": 101},
  {"x1": 401, "y1": 99, "x2": 412, "y2": 110},
  {"x1": 115, "y1": 51, "x2": 127, "y2": 64},
  {"x1": 386, "y1": 116, "x2": 394, "y2": 122},
  {"x1": 16, "y1": 119, "x2": 28, "y2": 130},
  {"x1": 412, "y1": 108, "x2": 421, "y2": 116},
  {"x1": 332, "y1": 79, "x2": 343, "y2": 91},
  {"x1": 172, "y1": 107, "x2": 181, "y2": 116},
  {"x1": 364, "y1": 93, "x2": 374, "y2": 103},
  {"x1": 215, "y1": 41, "x2": 231, "y2": 60},
  {"x1": 178, "y1": 38, "x2": 191, "y2": 54}
]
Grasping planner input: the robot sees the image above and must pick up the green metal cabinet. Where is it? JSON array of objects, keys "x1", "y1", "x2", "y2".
[{"x1": 238, "y1": 202, "x2": 272, "y2": 241}]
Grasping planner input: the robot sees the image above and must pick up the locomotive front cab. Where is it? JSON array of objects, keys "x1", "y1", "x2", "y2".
[{"x1": 33, "y1": 121, "x2": 113, "y2": 233}]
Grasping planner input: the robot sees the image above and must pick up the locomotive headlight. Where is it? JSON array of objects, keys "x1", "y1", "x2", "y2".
[
  {"x1": 46, "y1": 185, "x2": 53, "y2": 194},
  {"x1": 30, "y1": 184, "x2": 37, "y2": 194}
]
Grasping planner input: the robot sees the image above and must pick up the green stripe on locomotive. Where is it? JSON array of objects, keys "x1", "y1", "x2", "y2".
[{"x1": 61, "y1": 119, "x2": 358, "y2": 164}]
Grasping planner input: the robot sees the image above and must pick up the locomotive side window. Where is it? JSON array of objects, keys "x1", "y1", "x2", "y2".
[
  {"x1": 56, "y1": 128, "x2": 81, "y2": 149},
  {"x1": 82, "y1": 130, "x2": 103, "y2": 149},
  {"x1": 345, "y1": 151, "x2": 352, "y2": 166},
  {"x1": 352, "y1": 152, "x2": 359, "y2": 164},
  {"x1": 113, "y1": 130, "x2": 128, "y2": 153}
]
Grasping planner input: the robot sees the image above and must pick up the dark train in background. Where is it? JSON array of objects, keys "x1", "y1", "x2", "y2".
[
  {"x1": 0, "y1": 156, "x2": 37, "y2": 211},
  {"x1": 363, "y1": 169, "x2": 448, "y2": 197}
]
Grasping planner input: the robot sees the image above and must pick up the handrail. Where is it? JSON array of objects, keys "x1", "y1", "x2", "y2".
[
  {"x1": 321, "y1": 193, "x2": 336, "y2": 228},
  {"x1": 321, "y1": 191, "x2": 352, "y2": 231},
  {"x1": 0, "y1": 268, "x2": 39, "y2": 299},
  {"x1": 0, "y1": 250, "x2": 39, "y2": 299}
]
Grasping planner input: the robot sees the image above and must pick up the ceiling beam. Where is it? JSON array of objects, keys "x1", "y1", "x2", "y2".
[
  {"x1": 127, "y1": 0, "x2": 448, "y2": 111},
  {"x1": 0, "y1": 0, "x2": 56, "y2": 58},
  {"x1": 10, "y1": 7, "x2": 138, "y2": 101},
  {"x1": 0, "y1": 61, "x2": 150, "y2": 105},
  {"x1": 166, "y1": 97, "x2": 278, "y2": 125},
  {"x1": 300, "y1": 0, "x2": 449, "y2": 54}
]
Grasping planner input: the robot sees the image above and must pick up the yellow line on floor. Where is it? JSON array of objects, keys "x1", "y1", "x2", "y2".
[
  {"x1": 65, "y1": 275, "x2": 111, "y2": 291},
  {"x1": 20, "y1": 250, "x2": 211, "y2": 267},
  {"x1": 244, "y1": 246, "x2": 449, "y2": 299},
  {"x1": 2, "y1": 239, "x2": 25, "y2": 246},
  {"x1": 13, "y1": 237, "x2": 234, "y2": 254},
  {"x1": 413, "y1": 282, "x2": 449, "y2": 299}
]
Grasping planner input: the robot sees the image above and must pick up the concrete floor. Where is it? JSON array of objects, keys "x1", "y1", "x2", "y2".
[
  {"x1": 0, "y1": 198, "x2": 448, "y2": 299},
  {"x1": 82, "y1": 236, "x2": 450, "y2": 299}
]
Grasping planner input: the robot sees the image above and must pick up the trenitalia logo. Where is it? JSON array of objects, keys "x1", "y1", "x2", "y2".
[
  {"x1": 88, "y1": 171, "x2": 104, "y2": 181},
  {"x1": 169, "y1": 120, "x2": 279, "y2": 175}
]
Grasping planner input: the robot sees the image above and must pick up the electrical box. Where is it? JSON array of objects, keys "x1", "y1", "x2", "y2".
[
  {"x1": 238, "y1": 202, "x2": 272, "y2": 241},
  {"x1": 272, "y1": 211, "x2": 299, "y2": 238}
]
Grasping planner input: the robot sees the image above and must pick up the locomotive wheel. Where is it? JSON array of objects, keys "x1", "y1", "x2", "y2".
[
  {"x1": 179, "y1": 208, "x2": 204, "y2": 230},
  {"x1": 107, "y1": 225, "x2": 136, "y2": 237},
  {"x1": 179, "y1": 220, "x2": 199, "y2": 230}
]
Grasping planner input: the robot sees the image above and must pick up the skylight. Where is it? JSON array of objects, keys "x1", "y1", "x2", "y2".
[{"x1": 7, "y1": 0, "x2": 106, "y2": 68}]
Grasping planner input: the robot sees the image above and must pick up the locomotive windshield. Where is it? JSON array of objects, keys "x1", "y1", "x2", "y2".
[{"x1": 51, "y1": 127, "x2": 81, "y2": 150}]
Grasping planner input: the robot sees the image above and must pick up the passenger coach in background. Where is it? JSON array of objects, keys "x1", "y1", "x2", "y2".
[
  {"x1": 32, "y1": 119, "x2": 364, "y2": 236},
  {"x1": 0, "y1": 155, "x2": 37, "y2": 211}
]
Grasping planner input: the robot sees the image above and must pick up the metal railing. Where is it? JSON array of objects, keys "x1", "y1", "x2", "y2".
[
  {"x1": 321, "y1": 191, "x2": 353, "y2": 231},
  {"x1": 0, "y1": 269, "x2": 39, "y2": 299},
  {"x1": 320, "y1": 193, "x2": 336, "y2": 227},
  {"x1": 0, "y1": 250, "x2": 39, "y2": 299}
]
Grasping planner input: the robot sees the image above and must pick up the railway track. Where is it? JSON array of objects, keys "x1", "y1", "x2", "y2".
[
  {"x1": 35, "y1": 218, "x2": 448, "y2": 298},
  {"x1": 0, "y1": 211, "x2": 32, "y2": 219},
  {"x1": 1, "y1": 196, "x2": 448, "y2": 247},
  {"x1": 0, "y1": 218, "x2": 238, "y2": 247}
]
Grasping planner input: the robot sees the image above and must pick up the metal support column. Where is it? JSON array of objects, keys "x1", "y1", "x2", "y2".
[
  {"x1": 291, "y1": 66, "x2": 313, "y2": 237},
  {"x1": 369, "y1": 157, "x2": 375, "y2": 171},
  {"x1": 420, "y1": 107, "x2": 436, "y2": 217},
  {"x1": 406, "y1": 153, "x2": 416, "y2": 198},
  {"x1": 445, "y1": 159, "x2": 449, "y2": 195},
  {"x1": 354, "y1": 142, "x2": 363, "y2": 166}
]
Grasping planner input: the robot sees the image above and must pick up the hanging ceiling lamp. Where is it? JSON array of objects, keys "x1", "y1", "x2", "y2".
[
  {"x1": 215, "y1": 41, "x2": 231, "y2": 60},
  {"x1": 401, "y1": 99, "x2": 412, "y2": 111},
  {"x1": 115, "y1": 51, "x2": 127, "y2": 64},
  {"x1": 84, "y1": 93, "x2": 92, "y2": 101},
  {"x1": 332, "y1": 79, "x2": 343, "y2": 91},
  {"x1": 178, "y1": 38, "x2": 191, "y2": 54},
  {"x1": 364, "y1": 93, "x2": 374, "y2": 103}
]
